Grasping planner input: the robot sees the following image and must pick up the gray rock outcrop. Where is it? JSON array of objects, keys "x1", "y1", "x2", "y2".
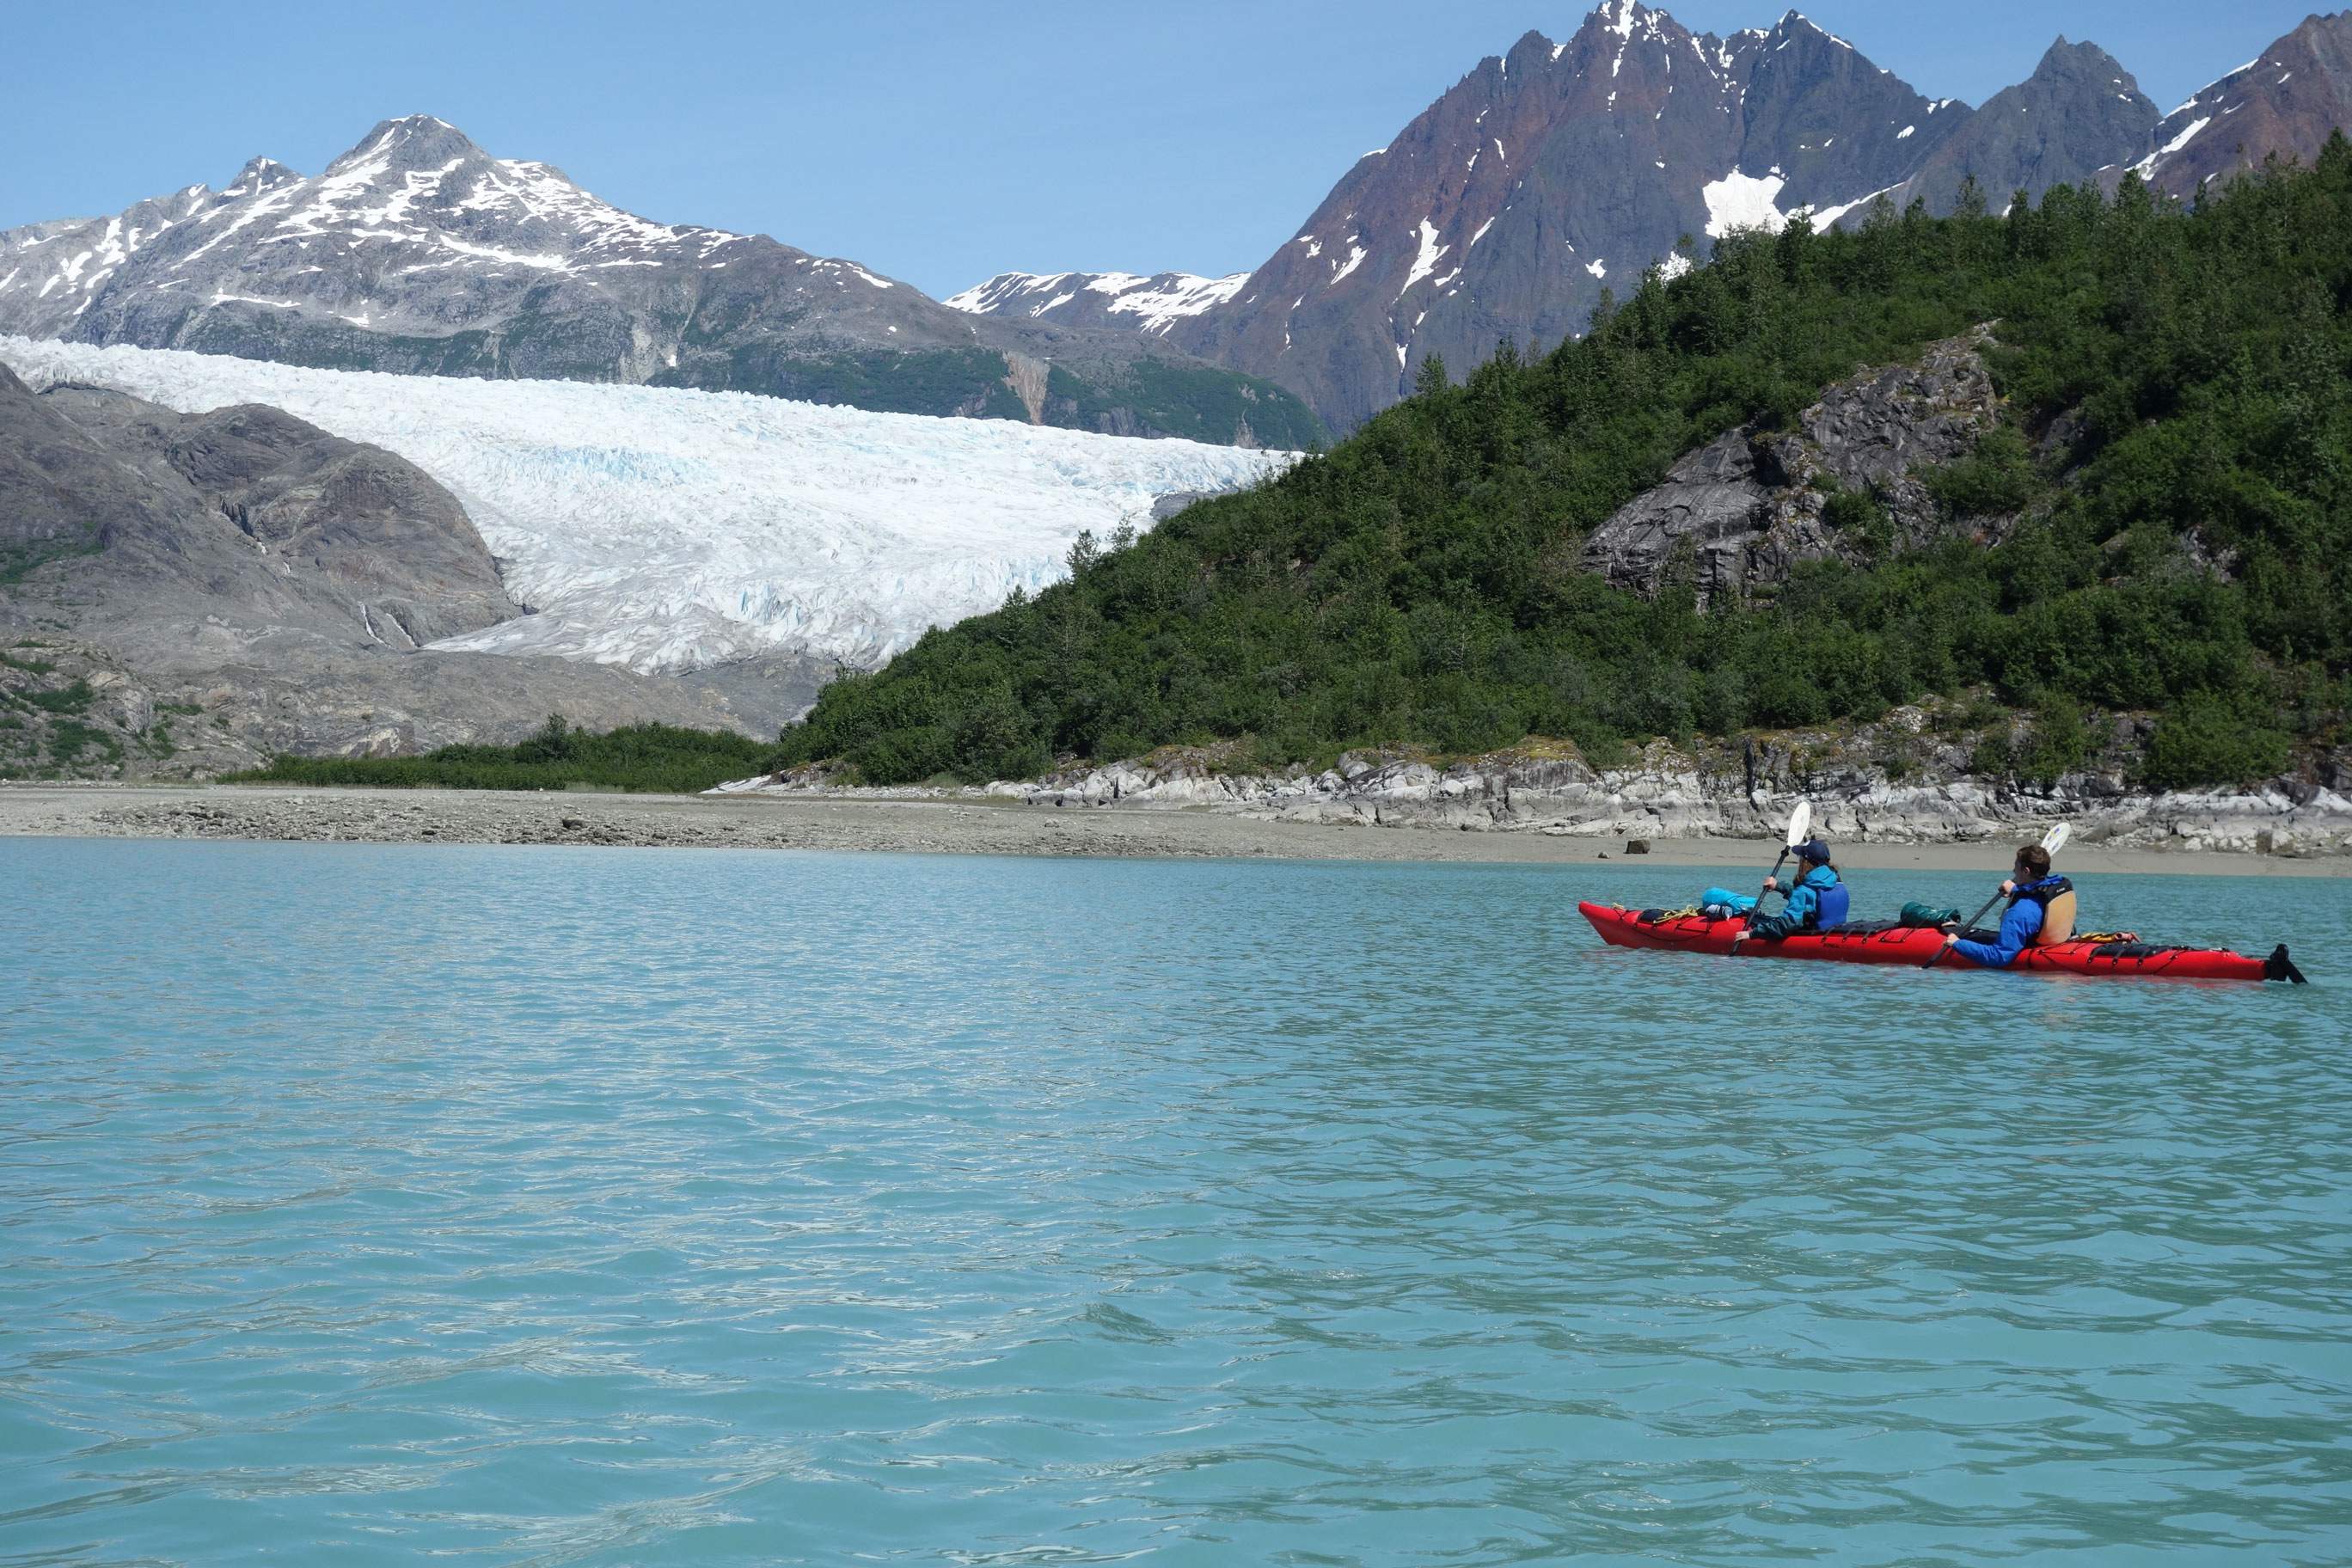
[
  {"x1": 1581, "y1": 328, "x2": 2001, "y2": 601},
  {"x1": 1016, "y1": 737, "x2": 2352, "y2": 858},
  {"x1": 712, "y1": 720, "x2": 2352, "y2": 857}
]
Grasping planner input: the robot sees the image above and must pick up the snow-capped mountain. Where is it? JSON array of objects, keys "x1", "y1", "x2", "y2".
[
  {"x1": 2130, "y1": 13, "x2": 2352, "y2": 194},
  {"x1": 1161, "y1": 3, "x2": 1974, "y2": 433},
  {"x1": 946, "y1": 272, "x2": 1249, "y2": 335},
  {"x1": 0, "y1": 116, "x2": 1324, "y2": 449},
  {"x1": 955, "y1": 3, "x2": 2335, "y2": 434},
  {"x1": 0, "y1": 336, "x2": 1293, "y2": 676}
]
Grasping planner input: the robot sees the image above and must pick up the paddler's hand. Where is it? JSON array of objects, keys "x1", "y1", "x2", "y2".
[
  {"x1": 2000, "y1": 879, "x2": 2018, "y2": 896},
  {"x1": 1941, "y1": 933, "x2": 1959, "y2": 951},
  {"x1": 1761, "y1": 876, "x2": 1780, "y2": 893}
]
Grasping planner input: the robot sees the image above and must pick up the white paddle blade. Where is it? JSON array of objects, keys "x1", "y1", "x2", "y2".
[
  {"x1": 2043, "y1": 821, "x2": 2071, "y2": 858},
  {"x1": 1784, "y1": 799, "x2": 1812, "y2": 848}
]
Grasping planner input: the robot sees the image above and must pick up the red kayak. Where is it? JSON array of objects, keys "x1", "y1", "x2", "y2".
[{"x1": 1578, "y1": 903, "x2": 2308, "y2": 983}]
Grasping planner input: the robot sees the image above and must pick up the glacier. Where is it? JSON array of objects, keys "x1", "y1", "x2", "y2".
[{"x1": 0, "y1": 337, "x2": 1295, "y2": 675}]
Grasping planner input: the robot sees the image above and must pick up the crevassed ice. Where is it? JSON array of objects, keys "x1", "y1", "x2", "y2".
[{"x1": 0, "y1": 337, "x2": 1294, "y2": 676}]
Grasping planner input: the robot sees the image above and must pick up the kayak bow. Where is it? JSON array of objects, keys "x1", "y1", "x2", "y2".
[{"x1": 1578, "y1": 903, "x2": 2306, "y2": 982}]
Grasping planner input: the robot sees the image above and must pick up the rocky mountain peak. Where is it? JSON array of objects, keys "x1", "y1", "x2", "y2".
[
  {"x1": 226, "y1": 156, "x2": 304, "y2": 199},
  {"x1": 1732, "y1": 13, "x2": 1960, "y2": 206},
  {"x1": 326, "y1": 115, "x2": 494, "y2": 178},
  {"x1": 1873, "y1": 34, "x2": 2156, "y2": 219},
  {"x1": 1087, "y1": 1, "x2": 1970, "y2": 432},
  {"x1": 2018, "y1": 36, "x2": 2153, "y2": 113}
]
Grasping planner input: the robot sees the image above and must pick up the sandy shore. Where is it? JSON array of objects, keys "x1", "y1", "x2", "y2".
[{"x1": 1, "y1": 783, "x2": 2345, "y2": 876}]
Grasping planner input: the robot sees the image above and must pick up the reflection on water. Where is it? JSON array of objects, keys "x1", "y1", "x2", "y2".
[{"x1": 3, "y1": 840, "x2": 2349, "y2": 1565}]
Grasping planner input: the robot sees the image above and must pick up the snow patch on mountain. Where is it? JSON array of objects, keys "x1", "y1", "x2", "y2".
[
  {"x1": 944, "y1": 270, "x2": 1246, "y2": 334},
  {"x1": 2135, "y1": 115, "x2": 2213, "y2": 175},
  {"x1": 1702, "y1": 170, "x2": 1791, "y2": 236},
  {"x1": 0, "y1": 337, "x2": 1293, "y2": 676}
]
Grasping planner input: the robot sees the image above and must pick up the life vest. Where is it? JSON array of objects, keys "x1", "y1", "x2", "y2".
[
  {"x1": 2009, "y1": 876, "x2": 2076, "y2": 946},
  {"x1": 1813, "y1": 876, "x2": 1850, "y2": 929}
]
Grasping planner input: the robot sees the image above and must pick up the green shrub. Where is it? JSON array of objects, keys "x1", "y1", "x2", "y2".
[
  {"x1": 1923, "y1": 427, "x2": 2039, "y2": 519},
  {"x1": 2014, "y1": 692, "x2": 2092, "y2": 787},
  {"x1": 2141, "y1": 695, "x2": 2292, "y2": 790},
  {"x1": 48, "y1": 720, "x2": 120, "y2": 765},
  {"x1": 230, "y1": 716, "x2": 779, "y2": 793},
  {"x1": 25, "y1": 682, "x2": 93, "y2": 714}
]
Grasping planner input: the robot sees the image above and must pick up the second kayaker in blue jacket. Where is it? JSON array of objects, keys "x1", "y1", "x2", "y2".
[
  {"x1": 1941, "y1": 845, "x2": 2074, "y2": 967},
  {"x1": 1735, "y1": 840, "x2": 1847, "y2": 945}
]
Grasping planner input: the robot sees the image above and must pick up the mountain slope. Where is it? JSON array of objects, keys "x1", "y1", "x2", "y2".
[
  {"x1": 2130, "y1": 13, "x2": 2352, "y2": 195},
  {"x1": 1161, "y1": 3, "x2": 1979, "y2": 434},
  {"x1": 956, "y1": 3, "x2": 2170, "y2": 435},
  {"x1": 777, "y1": 151, "x2": 2352, "y2": 794},
  {"x1": 0, "y1": 117, "x2": 1322, "y2": 449},
  {"x1": 1879, "y1": 40, "x2": 2158, "y2": 218}
]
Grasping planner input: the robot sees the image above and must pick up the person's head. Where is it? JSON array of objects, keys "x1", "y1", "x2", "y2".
[
  {"x1": 2015, "y1": 844, "x2": 2051, "y2": 880},
  {"x1": 1798, "y1": 838, "x2": 1833, "y2": 872}
]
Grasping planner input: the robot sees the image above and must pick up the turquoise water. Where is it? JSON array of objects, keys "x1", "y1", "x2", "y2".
[{"x1": 4, "y1": 839, "x2": 2349, "y2": 1566}]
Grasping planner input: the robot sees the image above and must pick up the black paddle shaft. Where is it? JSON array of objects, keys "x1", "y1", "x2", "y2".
[
  {"x1": 1747, "y1": 848, "x2": 1794, "y2": 930},
  {"x1": 1924, "y1": 886, "x2": 2007, "y2": 971}
]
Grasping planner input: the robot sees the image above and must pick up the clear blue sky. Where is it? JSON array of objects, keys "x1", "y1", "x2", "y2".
[{"x1": 2, "y1": 2, "x2": 2329, "y2": 299}]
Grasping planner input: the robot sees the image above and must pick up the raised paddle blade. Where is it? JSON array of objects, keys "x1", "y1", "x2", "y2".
[
  {"x1": 2043, "y1": 821, "x2": 2071, "y2": 858},
  {"x1": 1744, "y1": 799, "x2": 1814, "y2": 934}
]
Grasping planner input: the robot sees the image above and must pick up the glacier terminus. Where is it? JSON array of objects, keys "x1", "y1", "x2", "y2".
[{"x1": 0, "y1": 337, "x2": 1295, "y2": 679}]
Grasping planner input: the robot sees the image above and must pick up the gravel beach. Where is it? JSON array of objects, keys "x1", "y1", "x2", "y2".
[{"x1": 3, "y1": 784, "x2": 2344, "y2": 876}]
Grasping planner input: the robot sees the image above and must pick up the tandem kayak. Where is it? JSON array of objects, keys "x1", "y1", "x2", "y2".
[{"x1": 1578, "y1": 903, "x2": 2308, "y2": 983}]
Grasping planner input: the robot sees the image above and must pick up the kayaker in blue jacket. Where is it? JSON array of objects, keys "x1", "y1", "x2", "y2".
[
  {"x1": 1732, "y1": 839, "x2": 1847, "y2": 947},
  {"x1": 1940, "y1": 845, "x2": 2074, "y2": 967}
]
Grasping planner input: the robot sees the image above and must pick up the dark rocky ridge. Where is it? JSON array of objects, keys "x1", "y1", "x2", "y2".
[
  {"x1": 958, "y1": 5, "x2": 2345, "y2": 434},
  {"x1": 956, "y1": 4, "x2": 2043, "y2": 432},
  {"x1": 0, "y1": 364, "x2": 796, "y2": 775},
  {"x1": 0, "y1": 118, "x2": 1322, "y2": 450},
  {"x1": 1877, "y1": 40, "x2": 2159, "y2": 219}
]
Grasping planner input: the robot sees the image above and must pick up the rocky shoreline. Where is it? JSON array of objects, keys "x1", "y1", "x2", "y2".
[
  {"x1": 724, "y1": 711, "x2": 2352, "y2": 860},
  {"x1": 3, "y1": 781, "x2": 2344, "y2": 876}
]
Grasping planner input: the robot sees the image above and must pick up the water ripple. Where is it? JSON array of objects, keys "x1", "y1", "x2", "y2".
[{"x1": 3, "y1": 841, "x2": 2348, "y2": 1564}]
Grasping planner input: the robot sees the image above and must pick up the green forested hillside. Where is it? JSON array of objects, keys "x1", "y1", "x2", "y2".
[{"x1": 780, "y1": 147, "x2": 2352, "y2": 790}]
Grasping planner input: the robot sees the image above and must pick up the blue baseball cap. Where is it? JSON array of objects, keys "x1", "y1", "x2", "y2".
[{"x1": 1798, "y1": 838, "x2": 1832, "y2": 864}]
